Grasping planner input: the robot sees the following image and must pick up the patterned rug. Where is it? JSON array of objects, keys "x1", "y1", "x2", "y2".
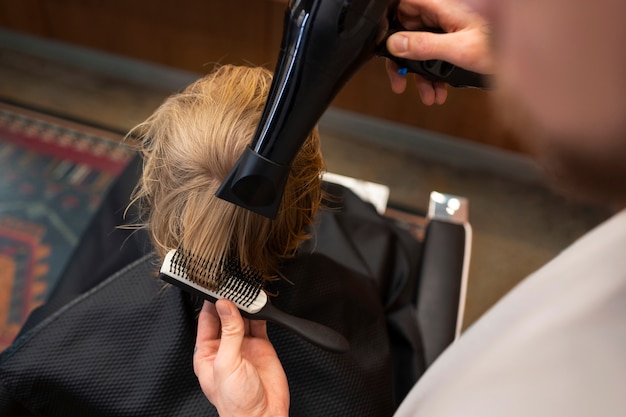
[{"x1": 0, "y1": 102, "x2": 135, "y2": 350}]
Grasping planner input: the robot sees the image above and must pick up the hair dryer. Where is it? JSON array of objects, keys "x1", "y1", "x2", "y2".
[{"x1": 216, "y1": 0, "x2": 487, "y2": 219}]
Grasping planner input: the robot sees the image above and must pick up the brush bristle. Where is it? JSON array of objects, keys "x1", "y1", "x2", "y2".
[{"x1": 164, "y1": 248, "x2": 265, "y2": 310}]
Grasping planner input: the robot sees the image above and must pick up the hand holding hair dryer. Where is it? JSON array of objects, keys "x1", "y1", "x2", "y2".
[{"x1": 216, "y1": 0, "x2": 487, "y2": 218}]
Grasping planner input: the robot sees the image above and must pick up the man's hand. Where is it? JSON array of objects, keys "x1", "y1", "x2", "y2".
[
  {"x1": 385, "y1": 0, "x2": 495, "y2": 105},
  {"x1": 194, "y1": 300, "x2": 290, "y2": 417}
]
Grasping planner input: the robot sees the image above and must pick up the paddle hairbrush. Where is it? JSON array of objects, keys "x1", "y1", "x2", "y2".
[{"x1": 158, "y1": 249, "x2": 349, "y2": 353}]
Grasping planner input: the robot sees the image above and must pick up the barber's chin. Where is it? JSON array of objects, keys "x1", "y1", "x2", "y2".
[
  {"x1": 534, "y1": 147, "x2": 625, "y2": 210},
  {"x1": 492, "y1": 89, "x2": 626, "y2": 210}
]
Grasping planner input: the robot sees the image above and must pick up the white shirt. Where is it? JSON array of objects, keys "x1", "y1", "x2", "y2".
[{"x1": 395, "y1": 210, "x2": 626, "y2": 416}]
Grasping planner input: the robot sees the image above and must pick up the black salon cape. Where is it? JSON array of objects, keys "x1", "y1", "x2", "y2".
[{"x1": 0, "y1": 160, "x2": 425, "y2": 417}]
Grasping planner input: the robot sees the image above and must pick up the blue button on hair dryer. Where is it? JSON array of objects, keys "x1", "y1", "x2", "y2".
[{"x1": 216, "y1": 0, "x2": 487, "y2": 219}]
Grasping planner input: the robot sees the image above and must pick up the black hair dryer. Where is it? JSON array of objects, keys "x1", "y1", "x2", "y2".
[{"x1": 216, "y1": 0, "x2": 487, "y2": 219}]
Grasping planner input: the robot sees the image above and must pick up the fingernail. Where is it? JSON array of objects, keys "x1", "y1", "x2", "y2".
[
  {"x1": 216, "y1": 300, "x2": 232, "y2": 317},
  {"x1": 390, "y1": 35, "x2": 408, "y2": 53}
]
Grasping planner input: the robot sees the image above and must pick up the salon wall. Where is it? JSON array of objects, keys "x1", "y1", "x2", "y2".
[{"x1": 0, "y1": 0, "x2": 521, "y2": 152}]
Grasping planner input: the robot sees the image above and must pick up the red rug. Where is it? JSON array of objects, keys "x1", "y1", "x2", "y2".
[{"x1": 0, "y1": 102, "x2": 135, "y2": 350}]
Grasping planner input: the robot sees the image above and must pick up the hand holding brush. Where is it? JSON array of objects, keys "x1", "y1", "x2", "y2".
[{"x1": 194, "y1": 299, "x2": 290, "y2": 417}]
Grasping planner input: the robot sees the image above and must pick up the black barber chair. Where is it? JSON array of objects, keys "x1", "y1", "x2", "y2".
[{"x1": 0, "y1": 156, "x2": 470, "y2": 417}]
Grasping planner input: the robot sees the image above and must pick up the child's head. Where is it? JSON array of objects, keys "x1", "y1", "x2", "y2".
[{"x1": 129, "y1": 65, "x2": 324, "y2": 280}]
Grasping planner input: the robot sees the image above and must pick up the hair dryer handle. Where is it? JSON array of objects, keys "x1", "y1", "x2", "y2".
[
  {"x1": 377, "y1": 28, "x2": 491, "y2": 89},
  {"x1": 387, "y1": 54, "x2": 489, "y2": 89}
]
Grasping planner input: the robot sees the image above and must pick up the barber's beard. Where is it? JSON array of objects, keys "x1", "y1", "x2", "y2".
[{"x1": 492, "y1": 88, "x2": 626, "y2": 210}]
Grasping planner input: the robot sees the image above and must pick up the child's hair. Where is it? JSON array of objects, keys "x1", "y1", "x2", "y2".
[{"x1": 128, "y1": 64, "x2": 324, "y2": 280}]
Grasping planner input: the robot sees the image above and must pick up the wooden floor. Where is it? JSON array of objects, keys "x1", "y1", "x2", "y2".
[{"x1": 0, "y1": 29, "x2": 612, "y2": 329}]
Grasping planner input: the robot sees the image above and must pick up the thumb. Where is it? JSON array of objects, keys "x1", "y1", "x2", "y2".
[
  {"x1": 213, "y1": 299, "x2": 245, "y2": 372},
  {"x1": 387, "y1": 31, "x2": 453, "y2": 61}
]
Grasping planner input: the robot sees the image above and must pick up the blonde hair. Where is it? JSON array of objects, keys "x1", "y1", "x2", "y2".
[{"x1": 128, "y1": 65, "x2": 324, "y2": 282}]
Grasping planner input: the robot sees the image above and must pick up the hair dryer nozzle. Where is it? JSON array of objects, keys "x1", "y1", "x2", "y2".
[{"x1": 215, "y1": 147, "x2": 290, "y2": 219}]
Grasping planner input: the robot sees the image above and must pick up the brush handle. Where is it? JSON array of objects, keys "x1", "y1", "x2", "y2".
[{"x1": 251, "y1": 303, "x2": 350, "y2": 353}]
